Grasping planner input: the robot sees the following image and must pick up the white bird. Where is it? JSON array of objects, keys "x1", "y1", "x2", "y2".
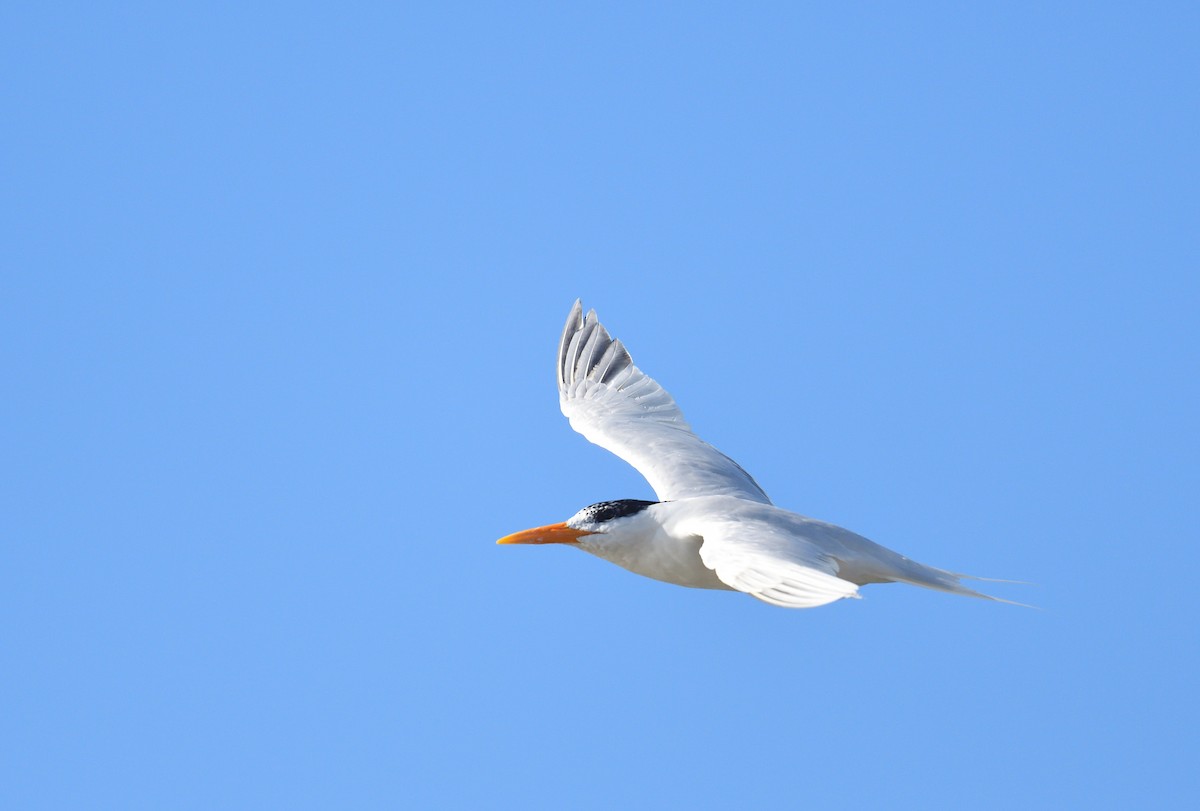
[{"x1": 498, "y1": 300, "x2": 1013, "y2": 609}]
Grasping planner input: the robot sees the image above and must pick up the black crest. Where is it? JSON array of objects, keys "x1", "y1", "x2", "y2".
[{"x1": 582, "y1": 499, "x2": 658, "y2": 523}]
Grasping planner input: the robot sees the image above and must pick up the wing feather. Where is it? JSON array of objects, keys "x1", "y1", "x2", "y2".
[
  {"x1": 557, "y1": 300, "x2": 771, "y2": 504},
  {"x1": 693, "y1": 517, "x2": 861, "y2": 608}
]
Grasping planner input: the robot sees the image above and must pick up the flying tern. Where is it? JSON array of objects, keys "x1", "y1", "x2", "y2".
[{"x1": 499, "y1": 300, "x2": 1012, "y2": 609}]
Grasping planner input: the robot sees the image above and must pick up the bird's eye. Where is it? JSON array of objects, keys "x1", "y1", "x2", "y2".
[
  {"x1": 590, "y1": 502, "x2": 624, "y2": 522},
  {"x1": 584, "y1": 499, "x2": 657, "y2": 523}
]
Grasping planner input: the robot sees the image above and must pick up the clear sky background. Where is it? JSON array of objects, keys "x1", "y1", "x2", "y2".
[{"x1": 3, "y1": 3, "x2": 1197, "y2": 809}]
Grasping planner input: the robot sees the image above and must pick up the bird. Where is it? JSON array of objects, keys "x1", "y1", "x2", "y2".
[{"x1": 498, "y1": 300, "x2": 1015, "y2": 609}]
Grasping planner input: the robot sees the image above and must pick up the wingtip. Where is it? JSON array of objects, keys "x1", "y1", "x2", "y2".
[{"x1": 559, "y1": 300, "x2": 586, "y2": 387}]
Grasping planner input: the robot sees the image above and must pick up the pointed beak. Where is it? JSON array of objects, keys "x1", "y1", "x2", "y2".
[{"x1": 496, "y1": 521, "x2": 592, "y2": 545}]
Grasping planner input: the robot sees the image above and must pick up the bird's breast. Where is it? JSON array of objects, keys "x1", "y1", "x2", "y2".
[{"x1": 581, "y1": 532, "x2": 731, "y2": 591}]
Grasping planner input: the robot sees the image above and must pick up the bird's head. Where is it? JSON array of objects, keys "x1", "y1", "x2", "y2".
[{"x1": 497, "y1": 499, "x2": 659, "y2": 549}]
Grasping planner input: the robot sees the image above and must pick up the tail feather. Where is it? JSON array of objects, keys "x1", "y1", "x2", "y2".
[
  {"x1": 957, "y1": 573, "x2": 1035, "y2": 585},
  {"x1": 889, "y1": 564, "x2": 1036, "y2": 608}
]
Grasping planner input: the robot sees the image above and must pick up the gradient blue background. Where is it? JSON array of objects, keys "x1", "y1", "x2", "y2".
[{"x1": 4, "y1": 3, "x2": 1197, "y2": 808}]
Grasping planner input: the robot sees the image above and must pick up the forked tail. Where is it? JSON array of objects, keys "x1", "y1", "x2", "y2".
[{"x1": 888, "y1": 562, "x2": 1033, "y2": 607}]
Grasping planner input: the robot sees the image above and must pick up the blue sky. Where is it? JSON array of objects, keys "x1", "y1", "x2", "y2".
[{"x1": 3, "y1": 2, "x2": 1197, "y2": 808}]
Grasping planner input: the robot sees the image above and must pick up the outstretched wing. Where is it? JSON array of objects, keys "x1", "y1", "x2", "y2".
[
  {"x1": 557, "y1": 300, "x2": 771, "y2": 504},
  {"x1": 693, "y1": 516, "x2": 861, "y2": 608}
]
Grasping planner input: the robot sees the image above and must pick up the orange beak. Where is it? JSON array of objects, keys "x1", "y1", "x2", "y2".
[{"x1": 496, "y1": 521, "x2": 593, "y2": 545}]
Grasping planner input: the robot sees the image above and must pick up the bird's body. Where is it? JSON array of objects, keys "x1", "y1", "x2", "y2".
[{"x1": 499, "y1": 300, "x2": 1011, "y2": 609}]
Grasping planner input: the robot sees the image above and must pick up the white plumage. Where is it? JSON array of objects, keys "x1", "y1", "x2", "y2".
[{"x1": 499, "y1": 300, "x2": 1013, "y2": 609}]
